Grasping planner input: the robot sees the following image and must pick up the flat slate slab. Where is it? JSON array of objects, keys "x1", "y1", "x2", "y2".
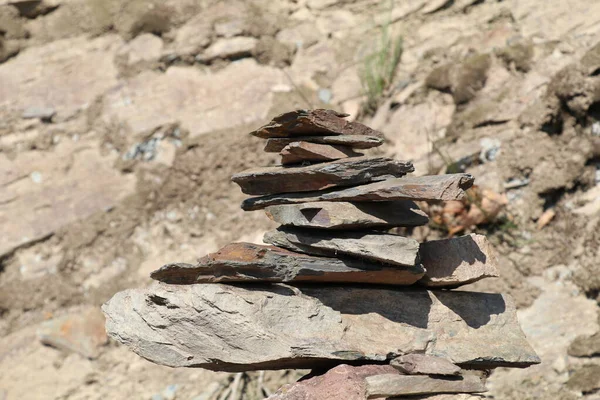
[
  {"x1": 103, "y1": 283, "x2": 541, "y2": 371},
  {"x1": 390, "y1": 354, "x2": 461, "y2": 376},
  {"x1": 419, "y1": 234, "x2": 499, "y2": 288},
  {"x1": 250, "y1": 109, "x2": 384, "y2": 139},
  {"x1": 366, "y1": 373, "x2": 486, "y2": 398},
  {"x1": 263, "y1": 228, "x2": 420, "y2": 267},
  {"x1": 280, "y1": 142, "x2": 361, "y2": 165},
  {"x1": 264, "y1": 135, "x2": 384, "y2": 152},
  {"x1": 265, "y1": 201, "x2": 429, "y2": 229},
  {"x1": 150, "y1": 242, "x2": 425, "y2": 285},
  {"x1": 231, "y1": 156, "x2": 414, "y2": 196},
  {"x1": 242, "y1": 174, "x2": 474, "y2": 211}
]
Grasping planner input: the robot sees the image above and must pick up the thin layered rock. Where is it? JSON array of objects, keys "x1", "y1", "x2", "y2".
[
  {"x1": 280, "y1": 142, "x2": 362, "y2": 165},
  {"x1": 390, "y1": 354, "x2": 461, "y2": 376},
  {"x1": 150, "y1": 242, "x2": 425, "y2": 285},
  {"x1": 365, "y1": 373, "x2": 487, "y2": 399},
  {"x1": 242, "y1": 173, "x2": 474, "y2": 210},
  {"x1": 263, "y1": 228, "x2": 420, "y2": 267},
  {"x1": 102, "y1": 283, "x2": 541, "y2": 371},
  {"x1": 231, "y1": 156, "x2": 414, "y2": 196},
  {"x1": 251, "y1": 109, "x2": 384, "y2": 139},
  {"x1": 419, "y1": 234, "x2": 499, "y2": 288},
  {"x1": 265, "y1": 201, "x2": 429, "y2": 230},
  {"x1": 264, "y1": 135, "x2": 384, "y2": 152}
]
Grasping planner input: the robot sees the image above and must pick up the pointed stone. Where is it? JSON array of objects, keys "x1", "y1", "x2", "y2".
[
  {"x1": 366, "y1": 373, "x2": 487, "y2": 398},
  {"x1": 280, "y1": 142, "x2": 362, "y2": 165},
  {"x1": 251, "y1": 109, "x2": 384, "y2": 139},
  {"x1": 103, "y1": 283, "x2": 541, "y2": 371},
  {"x1": 264, "y1": 135, "x2": 384, "y2": 152},
  {"x1": 390, "y1": 354, "x2": 461, "y2": 376},
  {"x1": 263, "y1": 228, "x2": 420, "y2": 267},
  {"x1": 231, "y1": 156, "x2": 414, "y2": 196},
  {"x1": 242, "y1": 174, "x2": 474, "y2": 211},
  {"x1": 418, "y1": 234, "x2": 499, "y2": 288},
  {"x1": 265, "y1": 201, "x2": 429, "y2": 230},
  {"x1": 150, "y1": 242, "x2": 425, "y2": 285}
]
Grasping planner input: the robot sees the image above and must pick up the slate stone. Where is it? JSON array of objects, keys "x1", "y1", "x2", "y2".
[
  {"x1": 366, "y1": 373, "x2": 486, "y2": 398},
  {"x1": 264, "y1": 135, "x2": 384, "y2": 152},
  {"x1": 242, "y1": 174, "x2": 474, "y2": 211},
  {"x1": 103, "y1": 283, "x2": 541, "y2": 371},
  {"x1": 231, "y1": 156, "x2": 414, "y2": 196},
  {"x1": 265, "y1": 201, "x2": 429, "y2": 229},
  {"x1": 150, "y1": 242, "x2": 425, "y2": 285},
  {"x1": 419, "y1": 234, "x2": 499, "y2": 288},
  {"x1": 280, "y1": 142, "x2": 361, "y2": 165},
  {"x1": 263, "y1": 228, "x2": 420, "y2": 267},
  {"x1": 250, "y1": 109, "x2": 384, "y2": 139},
  {"x1": 390, "y1": 354, "x2": 461, "y2": 376}
]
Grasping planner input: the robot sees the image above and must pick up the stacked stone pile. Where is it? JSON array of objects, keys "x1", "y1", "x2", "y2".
[{"x1": 103, "y1": 110, "x2": 540, "y2": 399}]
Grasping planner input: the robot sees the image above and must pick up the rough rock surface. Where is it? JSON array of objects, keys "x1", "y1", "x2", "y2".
[
  {"x1": 266, "y1": 364, "x2": 399, "y2": 400},
  {"x1": 366, "y1": 373, "x2": 486, "y2": 398},
  {"x1": 280, "y1": 141, "x2": 361, "y2": 165},
  {"x1": 251, "y1": 109, "x2": 384, "y2": 139},
  {"x1": 264, "y1": 201, "x2": 429, "y2": 229},
  {"x1": 242, "y1": 174, "x2": 474, "y2": 210},
  {"x1": 419, "y1": 234, "x2": 499, "y2": 288},
  {"x1": 390, "y1": 354, "x2": 461, "y2": 376},
  {"x1": 263, "y1": 228, "x2": 420, "y2": 267},
  {"x1": 264, "y1": 135, "x2": 384, "y2": 152},
  {"x1": 103, "y1": 283, "x2": 540, "y2": 371},
  {"x1": 231, "y1": 156, "x2": 414, "y2": 195},
  {"x1": 150, "y1": 242, "x2": 425, "y2": 285}
]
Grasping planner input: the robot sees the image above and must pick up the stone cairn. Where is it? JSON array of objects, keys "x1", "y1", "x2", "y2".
[{"x1": 103, "y1": 110, "x2": 540, "y2": 399}]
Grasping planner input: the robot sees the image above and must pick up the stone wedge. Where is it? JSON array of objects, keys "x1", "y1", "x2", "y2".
[
  {"x1": 103, "y1": 283, "x2": 541, "y2": 371},
  {"x1": 150, "y1": 242, "x2": 425, "y2": 285},
  {"x1": 251, "y1": 109, "x2": 384, "y2": 138},
  {"x1": 264, "y1": 135, "x2": 384, "y2": 152},
  {"x1": 366, "y1": 374, "x2": 487, "y2": 398},
  {"x1": 263, "y1": 228, "x2": 420, "y2": 267},
  {"x1": 390, "y1": 354, "x2": 461, "y2": 376},
  {"x1": 419, "y1": 234, "x2": 499, "y2": 288},
  {"x1": 280, "y1": 142, "x2": 362, "y2": 165},
  {"x1": 242, "y1": 174, "x2": 474, "y2": 210},
  {"x1": 231, "y1": 156, "x2": 414, "y2": 196},
  {"x1": 264, "y1": 201, "x2": 429, "y2": 229}
]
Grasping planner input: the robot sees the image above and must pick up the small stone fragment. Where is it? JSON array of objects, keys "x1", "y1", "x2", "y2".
[
  {"x1": 242, "y1": 174, "x2": 474, "y2": 211},
  {"x1": 390, "y1": 354, "x2": 461, "y2": 376},
  {"x1": 232, "y1": 156, "x2": 414, "y2": 196},
  {"x1": 150, "y1": 242, "x2": 425, "y2": 285},
  {"x1": 264, "y1": 135, "x2": 384, "y2": 152},
  {"x1": 568, "y1": 332, "x2": 600, "y2": 357},
  {"x1": 37, "y1": 307, "x2": 108, "y2": 359},
  {"x1": 265, "y1": 201, "x2": 429, "y2": 229},
  {"x1": 22, "y1": 106, "x2": 56, "y2": 121},
  {"x1": 566, "y1": 364, "x2": 600, "y2": 393},
  {"x1": 418, "y1": 234, "x2": 499, "y2": 288},
  {"x1": 251, "y1": 109, "x2": 384, "y2": 138},
  {"x1": 280, "y1": 141, "x2": 361, "y2": 165},
  {"x1": 366, "y1": 374, "x2": 486, "y2": 398},
  {"x1": 264, "y1": 228, "x2": 420, "y2": 267},
  {"x1": 267, "y1": 364, "x2": 399, "y2": 400},
  {"x1": 197, "y1": 37, "x2": 257, "y2": 62}
]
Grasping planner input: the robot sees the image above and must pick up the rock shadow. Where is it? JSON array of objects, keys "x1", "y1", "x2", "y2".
[
  {"x1": 433, "y1": 291, "x2": 506, "y2": 329},
  {"x1": 420, "y1": 235, "x2": 486, "y2": 278}
]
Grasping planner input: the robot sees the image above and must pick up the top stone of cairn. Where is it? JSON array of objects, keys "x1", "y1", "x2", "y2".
[{"x1": 250, "y1": 109, "x2": 384, "y2": 139}]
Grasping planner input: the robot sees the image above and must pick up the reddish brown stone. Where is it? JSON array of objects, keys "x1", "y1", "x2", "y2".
[
  {"x1": 280, "y1": 142, "x2": 361, "y2": 165},
  {"x1": 250, "y1": 109, "x2": 384, "y2": 139}
]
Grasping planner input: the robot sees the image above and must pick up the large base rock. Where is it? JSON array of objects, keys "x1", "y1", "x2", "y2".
[{"x1": 103, "y1": 283, "x2": 540, "y2": 372}]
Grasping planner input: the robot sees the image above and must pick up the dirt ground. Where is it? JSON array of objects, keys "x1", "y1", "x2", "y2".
[{"x1": 1, "y1": 0, "x2": 600, "y2": 399}]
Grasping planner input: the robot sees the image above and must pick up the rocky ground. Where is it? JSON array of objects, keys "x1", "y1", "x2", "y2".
[{"x1": 1, "y1": 0, "x2": 600, "y2": 399}]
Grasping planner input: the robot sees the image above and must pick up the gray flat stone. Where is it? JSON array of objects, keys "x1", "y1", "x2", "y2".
[
  {"x1": 103, "y1": 283, "x2": 541, "y2": 371},
  {"x1": 265, "y1": 201, "x2": 429, "y2": 229},
  {"x1": 419, "y1": 234, "x2": 499, "y2": 288},
  {"x1": 390, "y1": 354, "x2": 461, "y2": 376},
  {"x1": 366, "y1": 373, "x2": 487, "y2": 398},
  {"x1": 264, "y1": 135, "x2": 384, "y2": 152},
  {"x1": 242, "y1": 174, "x2": 474, "y2": 211},
  {"x1": 231, "y1": 156, "x2": 414, "y2": 196},
  {"x1": 280, "y1": 142, "x2": 361, "y2": 165},
  {"x1": 150, "y1": 242, "x2": 425, "y2": 285},
  {"x1": 263, "y1": 228, "x2": 420, "y2": 267}
]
